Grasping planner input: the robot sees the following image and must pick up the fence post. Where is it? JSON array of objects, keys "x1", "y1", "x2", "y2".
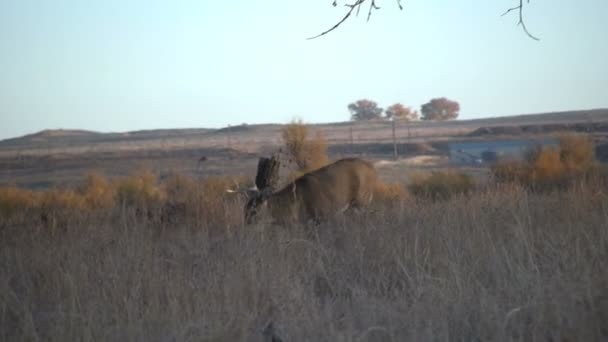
[
  {"x1": 349, "y1": 124, "x2": 354, "y2": 155},
  {"x1": 392, "y1": 118, "x2": 397, "y2": 160}
]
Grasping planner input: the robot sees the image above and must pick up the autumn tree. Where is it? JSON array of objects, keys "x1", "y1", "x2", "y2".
[
  {"x1": 420, "y1": 97, "x2": 460, "y2": 121},
  {"x1": 348, "y1": 99, "x2": 383, "y2": 121},
  {"x1": 385, "y1": 103, "x2": 418, "y2": 121}
]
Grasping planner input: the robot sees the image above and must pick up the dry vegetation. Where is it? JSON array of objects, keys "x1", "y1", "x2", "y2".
[
  {"x1": 1, "y1": 132, "x2": 607, "y2": 341},
  {"x1": 492, "y1": 134, "x2": 606, "y2": 190},
  {"x1": 407, "y1": 170, "x2": 475, "y2": 201},
  {"x1": 281, "y1": 120, "x2": 330, "y2": 180},
  {"x1": 2, "y1": 181, "x2": 607, "y2": 341}
]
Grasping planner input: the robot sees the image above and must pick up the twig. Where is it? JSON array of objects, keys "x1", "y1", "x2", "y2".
[
  {"x1": 501, "y1": 0, "x2": 540, "y2": 40},
  {"x1": 307, "y1": 0, "x2": 365, "y2": 40},
  {"x1": 367, "y1": 0, "x2": 380, "y2": 22},
  {"x1": 308, "y1": 0, "x2": 401, "y2": 40},
  {"x1": 309, "y1": 0, "x2": 539, "y2": 40}
]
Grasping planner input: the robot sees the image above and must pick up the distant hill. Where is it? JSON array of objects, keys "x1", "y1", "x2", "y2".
[
  {"x1": 0, "y1": 129, "x2": 102, "y2": 147},
  {"x1": 25, "y1": 129, "x2": 100, "y2": 139},
  {"x1": 122, "y1": 128, "x2": 215, "y2": 137},
  {"x1": 0, "y1": 127, "x2": 215, "y2": 148},
  {"x1": 459, "y1": 108, "x2": 608, "y2": 126},
  {"x1": 468, "y1": 122, "x2": 608, "y2": 137}
]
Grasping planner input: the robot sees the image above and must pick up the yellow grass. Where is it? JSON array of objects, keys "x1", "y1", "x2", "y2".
[
  {"x1": 282, "y1": 119, "x2": 329, "y2": 178},
  {"x1": 0, "y1": 185, "x2": 39, "y2": 219},
  {"x1": 373, "y1": 181, "x2": 409, "y2": 206},
  {"x1": 1, "y1": 180, "x2": 606, "y2": 341},
  {"x1": 408, "y1": 170, "x2": 475, "y2": 200},
  {"x1": 492, "y1": 133, "x2": 605, "y2": 190}
]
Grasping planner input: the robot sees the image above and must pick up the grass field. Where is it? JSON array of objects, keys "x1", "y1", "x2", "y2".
[
  {"x1": 1, "y1": 182, "x2": 607, "y2": 341},
  {"x1": 1, "y1": 112, "x2": 608, "y2": 341}
]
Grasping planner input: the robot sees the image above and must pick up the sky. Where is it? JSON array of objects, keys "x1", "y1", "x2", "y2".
[{"x1": 0, "y1": 0, "x2": 607, "y2": 140}]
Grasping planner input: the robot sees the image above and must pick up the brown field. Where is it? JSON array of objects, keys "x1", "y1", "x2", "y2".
[
  {"x1": 1, "y1": 108, "x2": 608, "y2": 189},
  {"x1": 1, "y1": 109, "x2": 608, "y2": 341},
  {"x1": 2, "y1": 182, "x2": 607, "y2": 341}
]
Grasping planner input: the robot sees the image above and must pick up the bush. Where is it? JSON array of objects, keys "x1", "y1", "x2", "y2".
[
  {"x1": 163, "y1": 173, "x2": 200, "y2": 205},
  {"x1": 492, "y1": 160, "x2": 526, "y2": 184},
  {"x1": 39, "y1": 188, "x2": 84, "y2": 212},
  {"x1": 408, "y1": 170, "x2": 475, "y2": 200},
  {"x1": 77, "y1": 172, "x2": 116, "y2": 210},
  {"x1": 162, "y1": 173, "x2": 249, "y2": 226},
  {"x1": 114, "y1": 170, "x2": 164, "y2": 209},
  {"x1": 492, "y1": 133, "x2": 601, "y2": 190},
  {"x1": 0, "y1": 171, "x2": 254, "y2": 228},
  {"x1": 530, "y1": 147, "x2": 566, "y2": 186},
  {"x1": 1, "y1": 174, "x2": 115, "y2": 222},
  {"x1": 281, "y1": 120, "x2": 329, "y2": 175},
  {"x1": 559, "y1": 133, "x2": 596, "y2": 175},
  {"x1": 0, "y1": 185, "x2": 39, "y2": 218}
]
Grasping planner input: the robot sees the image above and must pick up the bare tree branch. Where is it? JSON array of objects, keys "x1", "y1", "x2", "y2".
[
  {"x1": 307, "y1": 0, "x2": 394, "y2": 40},
  {"x1": 367, "y1": 0, "x2": 380, "y2": 22},
  {"x1": 308, "y1": 0, "x2": 540, "y2": 40},
  {"x1": 501, "y1": 0, "x2": 540, "y2": 40}
]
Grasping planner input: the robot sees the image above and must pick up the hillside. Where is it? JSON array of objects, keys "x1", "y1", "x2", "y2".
[
  {"x1": 2, "y1": 109, "x2": 607, "y2": 156},
  {"x1": 1, "y1": 108, "x2": 607, "y2": 190}
]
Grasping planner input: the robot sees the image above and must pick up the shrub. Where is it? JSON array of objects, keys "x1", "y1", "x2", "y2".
[
  {"x1": 39, "y1": 188, "x2": 85, "y2": 212},
  {"x1": 0, "y1": 171, "x2": 255, "y2": 227},
  {"x1": 163, "y1": 173, "x2": 199, "y2": 205},
  {"x1": 37, "y1": 188, "x2": 88, "y2": 230},
  {"x1": 491, "y1": 160, "x2": 526, "y2": 184},
  {"x1": 197, "y1": 175, "x2": 253, "y2": 227},
  {"x1": 492, "y1": 133, "x2": 600, "y2": 190},
  {"x1": 529, "y1": 147, "x2": 566, "y2": 186},
  {"x1": 0, "y1": 185, "x2": 39, "y2": 218},
  {"x1": 114, "y1": 170, "x2": 164, "y2": 209},
  {"x1": 162, "y1": 173, "x2": 250, "y2": 226},
  {"x1": 77, "y1": 172, "x2": 115, "y2": 210},
  {"x1": 408, "y1": 170, "x2": 475, "y2": 200},
  {"x1": 559, "y1": 133, "x2": 596, "y2": 175},
  {"x1": 281, "y1": 120, "x2": 329, "y2": 175}
]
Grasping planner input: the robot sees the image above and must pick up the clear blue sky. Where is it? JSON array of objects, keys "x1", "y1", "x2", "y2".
[{"x1": 1, "y1": 0, "x2": 606, "y2": 139}]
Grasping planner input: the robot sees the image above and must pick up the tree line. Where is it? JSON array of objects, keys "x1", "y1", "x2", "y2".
[{"x1": 348, "y1": 97, "x2": 460, "y2": 122}]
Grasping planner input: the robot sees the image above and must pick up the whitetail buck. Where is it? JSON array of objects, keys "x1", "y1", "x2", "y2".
[{"x1": 227, "y1": 156, "x2": 378, "y2": 225}]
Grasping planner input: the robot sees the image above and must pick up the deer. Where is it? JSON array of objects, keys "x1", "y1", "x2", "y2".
[{"x1": 227, "y1": 156, "x2": 378, "y2": 225}]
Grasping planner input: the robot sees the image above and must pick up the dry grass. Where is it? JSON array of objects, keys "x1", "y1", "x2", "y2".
[
  {"x1": 373, "y1": 181, "x2": 409, "y2": 207},
  {"x1": 281, "y1": 120, "x2": 329, "y2": 178},
  {"x1": 1, "y1": 177, "x2": 607, "y2": 341},
  {"x1": 408, "y1": 170, "x2": 475, "y2": 200},
  {"x1": 114, "y1": 170, "x2": 165, "y2": 209},
  {"x1": 78, "y1": 172, "x2": 116, "y2": 210},
  {"x1": 492, "y1": 133, "x2": 605, "y2": 190},
  {"x1": 0, "y1": 186, "x2": 36, "y2": 215},
  {"x1": 0, "y1": 172, "x2": 250, "y2": 230}
]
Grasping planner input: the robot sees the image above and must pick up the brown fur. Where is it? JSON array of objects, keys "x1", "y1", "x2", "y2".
[{"x1": 245, "y1": 158, "x2": 378, "y2": 224}]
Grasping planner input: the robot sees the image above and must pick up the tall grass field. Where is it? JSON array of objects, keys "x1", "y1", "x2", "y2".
[{"x1": 1, "y1": 132, "x2": 607, "y2": 341}]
